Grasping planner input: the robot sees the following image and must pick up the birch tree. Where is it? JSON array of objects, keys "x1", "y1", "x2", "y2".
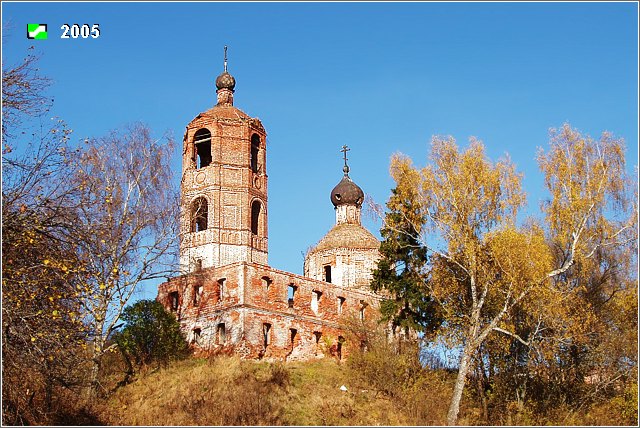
[
  {"x1": 66, "y1": 124, "x2": 179, "y2": 396},
  {"x1": 380, "y1": 124, "x2": 635, "y2": 425}
]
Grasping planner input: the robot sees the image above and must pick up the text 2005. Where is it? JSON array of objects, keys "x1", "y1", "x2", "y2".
[{"x1": 60, "y1": 24, "x2": 100, "y2": 39}]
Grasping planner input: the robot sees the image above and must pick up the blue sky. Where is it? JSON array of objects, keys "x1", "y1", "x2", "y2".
[{"x1": 3, "y1": 1, "x2": 638, "y2": 302}]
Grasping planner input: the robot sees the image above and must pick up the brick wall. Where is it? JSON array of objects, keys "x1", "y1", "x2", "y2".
[
  {"x1": 157, "y1": 261, "x2": 381, "y2": 361},
  {"x1": 178, "y1": 106, "x2": 268, "y2": 272}
]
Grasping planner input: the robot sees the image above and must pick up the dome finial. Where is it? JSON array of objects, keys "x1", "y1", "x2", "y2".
[
  {"x1": 215, "y1": 45, "x2": 236, "y2": 104},
  {"x1": 341, "y1": 145, "x2": 350, "y2": 176},
  {"x1": 331, "y1": 145, "x2": 364, "y2": 207}
]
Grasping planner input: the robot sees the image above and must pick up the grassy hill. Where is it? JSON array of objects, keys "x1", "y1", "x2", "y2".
[
  {"x1": 102, "y1": 355, "x2": 455, "y2": 426},
  {"x1": 96, "y1": 350, "x2": 636, "y2": 426}
]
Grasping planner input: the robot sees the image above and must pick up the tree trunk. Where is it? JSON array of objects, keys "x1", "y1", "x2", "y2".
[
  {"x1": 474, "y1": 364, "x2": 489, "y2": 423},
  {"x1": 85, "y1": 354, "x2": 101, "y2": 400},
  {"x1": 113, "y1": 344, "x2": 135, "y2": 391},
  {"x1": 84, "y1": 330, "x2": 104, "y2": 400},
  {"x1": 447, "y1": 346, "x2": 473, "y2": 425}
]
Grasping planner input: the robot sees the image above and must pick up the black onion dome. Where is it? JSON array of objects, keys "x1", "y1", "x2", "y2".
[
  {"x1": 215, "y1": 71, "x2": 236, "y2": 91},
  {"x1": 330, "y1": 176, "x2": 364, "y2": 207}
]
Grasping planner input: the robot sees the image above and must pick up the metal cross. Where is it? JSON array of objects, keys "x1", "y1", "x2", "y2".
[
  {"x1": 341, "y1": 145, "x2": 350, "y2": 167},
  {"x1": 224, "y1": 45, "x2": 228, "y2": 72},
  {"x1": 340, "y1": 145, "x2": 350, "y2": 176}
]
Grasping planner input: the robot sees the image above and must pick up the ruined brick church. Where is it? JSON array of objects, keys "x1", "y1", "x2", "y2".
[{"x1": 157, "y1": 54, "x2": 382, "y2": 361}]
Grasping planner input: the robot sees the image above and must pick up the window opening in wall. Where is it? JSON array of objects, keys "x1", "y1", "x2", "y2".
[
  {"x1": 194, "y1": 258, "x2": 202, "y2": 271},
  {"x1": 287, "y1": 284, "x2": 297, "y2": 308},
  {"x1": 337, "y1": 296, "x2": 345, "y2": 315},
  {"x1": 250, "y1": 134, "x2": 260, "y2": 173},
  {"x1": 360, "y1": 300, "x2": 368, "y2": 321},
  {"x1": 337, "y1": 336, "x2": 345, "y2": 360},
  {"x1": 169, "y1": 291, "x2": 179, "y2": 311},
  {"x1": 263, "y1": 323, "x2": 271, "y2": 347},
  {"x1": 217, "y1": 323, "x2": 226, "y2": 344},
  {"x1": 251, "y1": 200, "x2": 261, "y2": 235},
  {"x1": 193, "y1": 284, "x2": 202, "y2": 306},
  {"x1": 192, "y1": 197, "x2": 208, "y2": 232},
  {"x1": 192, "y1": 328, "x2": 201, "y2": 345},
  {"x1": 314, "y1": 331, "x2": 322, "y2": 356},
  {"x1": 217, "y1": 278, "x2": 226, "y2": 301},
  {"x1": 290, "y1": 328, "x2": 297, "y2": 349},
  {"x1": 261, "y1": 276, "x2": 272, "y2": 291},
  {"x1": 194, "y1": 128, "x2": 212, "y2": 169},
  {"x1": 323, "y1": 265, "x2": 332, "y2": 283},
  {"x1": 311, "y1": 290, "x2": 322, "y2": 313}
]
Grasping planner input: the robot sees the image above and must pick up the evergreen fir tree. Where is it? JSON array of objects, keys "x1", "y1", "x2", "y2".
[{"x1": 371, "y1": 185, "x2": 441, "y2": 335}]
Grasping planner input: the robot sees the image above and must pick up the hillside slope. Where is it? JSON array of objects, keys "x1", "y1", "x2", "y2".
[
  {"x1": 101, "y1": 353, "x2": 636, "y2": 426},
  {"x1": 104, "y1": 356, "x2": 453, "y2": 426}
]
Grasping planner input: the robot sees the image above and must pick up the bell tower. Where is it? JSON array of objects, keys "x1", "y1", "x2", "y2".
[{"x1": 179, "y1": 47, "x2": 268, "y2": 273}]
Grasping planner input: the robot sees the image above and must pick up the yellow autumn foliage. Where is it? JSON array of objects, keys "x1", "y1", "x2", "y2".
[{"x1": 384, "y1": 126, "x2": 636, "y2": 425}]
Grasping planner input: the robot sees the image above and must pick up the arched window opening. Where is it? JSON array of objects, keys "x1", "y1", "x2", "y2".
[
  {"x1": 359, "y1": 300, "x2": 368, "y2": 321},
  {"x1": 263, "y1": 323, "x2": 272, "y2": 347},
  {"x1": 262, "y1": 276, "x2": 272, "y2": 291},
  {"x1": 287, "y1": 284, "x2": 297, "y2": 308},
  {"x1": 337, "y1": 336, "x2": 345, "y2": 360},
  {"x1": 311, "y1": 290, "x2": 322, "y2": 314},
  {"x1": 324, "y1": 265, "x2": 332, "y2": 283},
  {"x1": 194, "y1": 128, "x2": 212, "y2": 169},
  {"x1": 192, "y1": 328, "x2": 201, "y2": 345},
  {"x1": 192, "y1": 197, "x2": 208, "y2": 232},
  {"x1": 250, "y1": 134, "x2": 260, "y2": 173},
  {"x1": 313, "y1": 332, "x2": 322, "y2": 356},
  {"x1": 217, "y1": 278, "x2": 226, "y2": 301},
  {"x1": 193, "y1": 284, "x2": 202, "y2": 306},
  {"x1": 251, "y1": 200, "x2": 261, "y2": 235},
  {"x1": 217, "y1": 323, "x2": 226, "y2": 344},
  {"x1": 169, "y1": 291, "x2": 179, "y2": 311}
]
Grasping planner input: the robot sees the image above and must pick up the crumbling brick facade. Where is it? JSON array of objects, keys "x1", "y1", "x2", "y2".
[
  {"x1": 157, "y1": 60, "x2": 382, "y2": 361},
  {"x1": 304, "y1": 205, "x2": 381, "y2": 290},
  {"x1": 158, "y1": 262, "x2": 379, "y2": 361}
]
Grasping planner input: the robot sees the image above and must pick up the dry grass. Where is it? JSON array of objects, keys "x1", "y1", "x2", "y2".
[
  {"x1": 105, "y1": 355, "x2": 456, "y2": 426},
  {"x1": 282, "y1": 359, "x2": 410, "y2": 425},
  {"x1": 106, "y1": 356, "x2": 286, "y2": 425},
  {"x1": 103, "y1": 353, "x2": 636, "y2": 426}
]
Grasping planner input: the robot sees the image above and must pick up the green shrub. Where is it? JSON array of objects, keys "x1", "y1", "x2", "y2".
[{"x1": 114, "y1": 299, "x2": 189, "y2": 370}]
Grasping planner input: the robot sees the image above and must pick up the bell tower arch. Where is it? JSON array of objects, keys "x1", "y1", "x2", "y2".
[{"x1": 179, "y1": 47, "x2": 268, "y2": 272}]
